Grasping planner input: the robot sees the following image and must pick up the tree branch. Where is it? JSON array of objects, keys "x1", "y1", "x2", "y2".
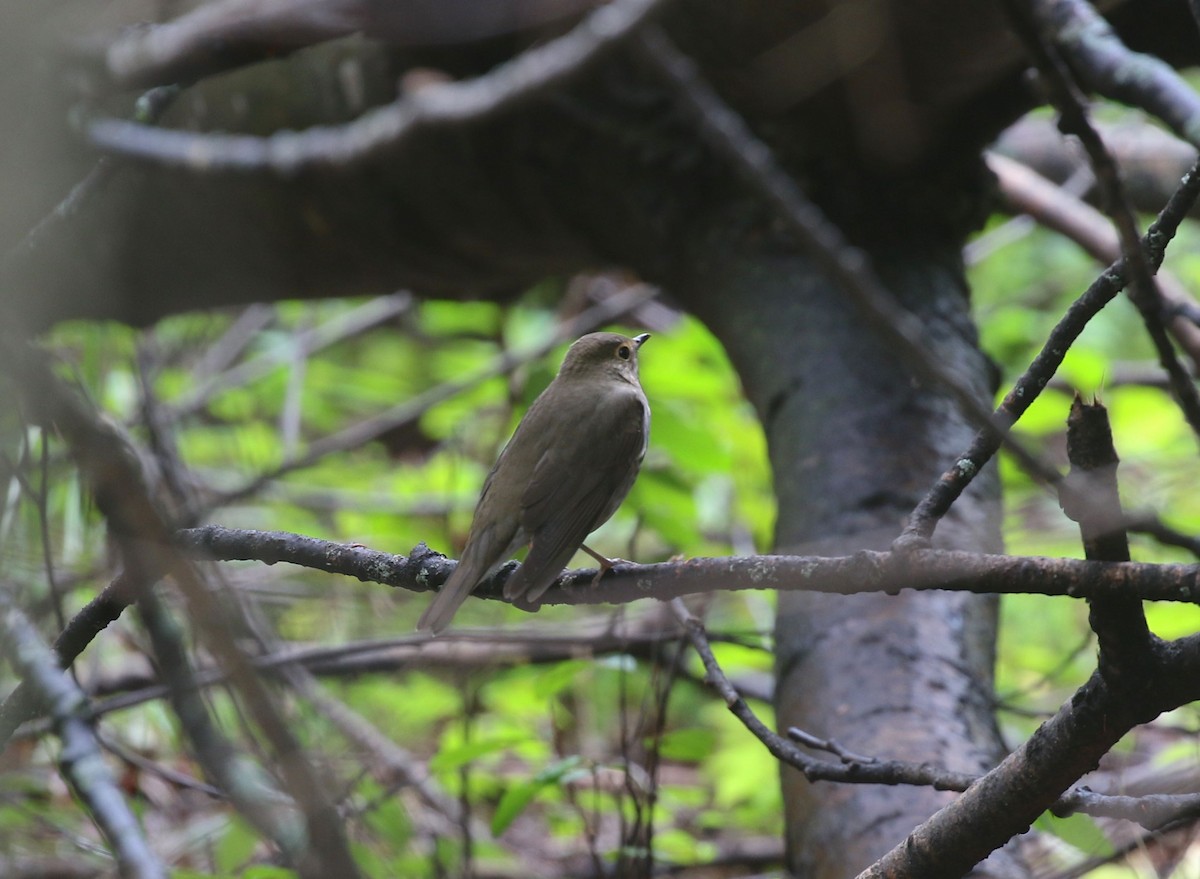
[
  {"x1": 987, "y1": 151, "x2": 1200, "y2": 369},
  {"x1": 1062, "y1": 397, "x2": 1156, "y2": 683},
  {"x1": 97, "y1": 0, "x2": 603, "y2": 90},
  {"x1": 1008, "y1": 0, "x2": 1200, "y2": 442},
  {"x1": 0, "y1": 591, "x2": 165, "y2": 879},
  {"x1": 0, "y1": 335, "x2": 363, "y2": 878},
  {"x1": 858, "y1": 635, "x2": 1200, "y2": 877},
  {"x1": 175, "y1": 524, "x2": 1200, "y2": 606},
  {"x1": 0, "y1": 574, "x2": 134, "y2": 750},
  {"x1": 88, "y1": 0, "x2": 673, "y2": 173},
  {"x1": 632, "y1": 25, "x2": 1060, "y2": 548},
  {"x1": 1036, "y1": 0, "x2": 1200, "y2": 151},
  {"x1": 673, "y1": 595, "x2": 1200, "y2": 845},
  {"x1": 902, "y1": 149, "x2": 1200, "y2": 544}
]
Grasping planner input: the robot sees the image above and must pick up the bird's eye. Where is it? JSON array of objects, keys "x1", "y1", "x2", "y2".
[{"x1": 617, "y1": 345, "x2": 631, "y2": 360}]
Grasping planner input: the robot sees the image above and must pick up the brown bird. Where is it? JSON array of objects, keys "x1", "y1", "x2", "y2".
[{"x1": 418, "y1": 332, "x2": 651, "y2": 633}]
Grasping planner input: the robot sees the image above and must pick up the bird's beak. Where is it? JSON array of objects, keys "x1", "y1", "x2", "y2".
[{"x1": 632, "y1": 333, "x2": 651, "y2": 349}]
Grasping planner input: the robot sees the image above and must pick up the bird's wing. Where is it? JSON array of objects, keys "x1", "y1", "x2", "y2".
[{"x1": 503, "y1": 389, "x2": 647, "y2": 602}]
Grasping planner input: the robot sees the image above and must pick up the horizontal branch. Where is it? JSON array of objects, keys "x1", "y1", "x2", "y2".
[{"x1": 177, "y1": 525, "x2": 1200, "y2": 607}]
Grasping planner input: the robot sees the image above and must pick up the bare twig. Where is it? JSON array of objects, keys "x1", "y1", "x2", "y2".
[
  {"x1": 0, "y1": 336, "x2": 363, "y2": 878},
  {"x1": 5, "y1": 85, "x2": 179, "y2": 270},
  {"x1": 0, "y1": 574, "x2": 136, "y2": 750},
  {"x1": 988, "y1": 151, "x2": 1200, "y2": 368},
  {"x1": 857, "y1": 611, "x2": 1200, "y2": 875},
  {"x1": 1007, "y1": 0, "x2": 1200, "y2": 441},
  {"x1": 672, "y1": 595, "x2": 1200, "y2": 841},
  {"x1": 0, "y1": 590, "x2": 166, "y2": 879},
  {"x1": 1053, "y1": 789, "x2": 1200, "y2": 831},
  {"x1": 282, "y1": 668, "x2": 489, "y2": 842},
  {"x1": 1061, "y1": 397, "x2": 1155, "y2": 682},
  {"x1": 10, "y1": 618, "x2": 683, "y2": 741},
  {"x1": 97, "y1": 731, "x2": 224, "y2": 799},
  {"x1": 100, "y1": 0, "x2": 603, "y2": 89},
  {"x1": 1125, "y1": 512, "x2": 1200, "y2": 559},
  {"x1": 134, "y1": 586, "x2": 312, "y2": 866},
  {"x1": 171, "y1": 294, "x2": 412, "y2": 420},
  {"x1": 1034, "y1": 0, "x2": 1200, "y2": 151},
  {"x1": 902, "y1": 153, "x2": 1200, "y2": 544}
]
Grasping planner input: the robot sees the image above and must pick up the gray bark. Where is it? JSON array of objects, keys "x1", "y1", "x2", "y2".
[{"x1": 679, "y1": 225, "x2": 1022, "y2": 875}]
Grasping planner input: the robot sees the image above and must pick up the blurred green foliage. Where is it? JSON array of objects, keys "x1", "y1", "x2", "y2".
[{"x1": 4, "y1": 199, "x2": 1200, "y2": 875}]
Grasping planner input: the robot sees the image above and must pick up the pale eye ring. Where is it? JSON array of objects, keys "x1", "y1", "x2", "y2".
[{"x1": 617, "y1": 345, "x2": 632, "y2": 360}]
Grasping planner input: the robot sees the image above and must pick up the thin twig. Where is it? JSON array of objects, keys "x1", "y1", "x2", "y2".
[
  {"x1": 902, "y1": 154, "x2": 1200, "y2": 544},
  {"x1": 201, "y1": 282, "x2": 659, "y2": 512},
  {"x1": 1008, "y1": 0, "x2": 1200, "y2": 440},
  {"x1": 0, "y1": 591, "x2": 166, "y2": 879},
  {"x1": 0, "y1": 574, "x2": 135, "y2": 750},
  {"x1": 10, "y1": 617, "x2": 683, "y2": 741},
  {"x1": 1061, "y1": 397, "x2": 1155, "y2": 682},
  {"x1": 671, "y1": 596, "x2": 1198, "y2": 836},
  {"x1": 0, "y1": 336, "x2": 363, "y2": 878},
  {"x1": 170, "y1": 294, "x2": 412, "y2": 421},
  {"x1": 135, "y1": 586, "x2": 311, "y2": 864},
  {"x1": 988, "y1": 151, "x2": 1200, "y2": 368}
]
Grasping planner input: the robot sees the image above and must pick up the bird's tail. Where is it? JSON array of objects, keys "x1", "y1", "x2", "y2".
[{"x1": 417, "y1": 562, "x2": 480, "y2": 634}]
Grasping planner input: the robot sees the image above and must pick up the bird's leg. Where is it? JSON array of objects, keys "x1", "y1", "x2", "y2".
[{"x1": 581, "y1": 544, "x2": 629, "y2": 585}]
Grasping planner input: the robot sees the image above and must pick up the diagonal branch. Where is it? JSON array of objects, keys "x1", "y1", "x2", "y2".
[
  {"x1": 1006, "y1": 0, "x2": 1200, "y2": 441},
  {"x1": 631, "y1": 24, "x2": 1061, "y2": 546},
  {"x1": 857, "y1": 632, "x2": 1200, "y2": 879},
  {"x1": 0, "y1": 335, "x2": 363, "y2": 878},
  {"x1": 673, "y1": 595, "x2": 1200, "y2": 847},
  {"x1": 0, "y1": 590, "x2": 165, "y2": 879},
  {"x1": 1036, "y1": 0, "x2": 1200, "y2": 150},
  {"x1": 99, "y1": 0, "x2": 603, "y2": 90},
  {"x1": 988, "y1": 151, "x2": 1200, "y2": 368},
  {"x1": 902, "y1": 151, "x2": 1200, "y2": 544},
  {"x1": 0, "y1": 574, "x2": 134, "y2": 750}
]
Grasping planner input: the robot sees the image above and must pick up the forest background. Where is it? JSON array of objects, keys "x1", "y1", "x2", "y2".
[{"x1": 5, "y1": 2, "x2": 1200, "y2": 878}]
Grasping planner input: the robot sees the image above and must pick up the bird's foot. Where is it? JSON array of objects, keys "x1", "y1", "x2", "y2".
[{"x1": 582, "y1": 544, "x2": 632, "y2": 586}]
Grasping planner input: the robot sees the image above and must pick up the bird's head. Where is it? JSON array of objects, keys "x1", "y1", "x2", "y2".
[{"x1": 558, "y1": 332, "x2": 650, "y2": 384}]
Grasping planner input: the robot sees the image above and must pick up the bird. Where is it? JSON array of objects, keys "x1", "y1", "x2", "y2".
[{"x1": 418, "y1": 331, "x2": 651, "y2": 633}]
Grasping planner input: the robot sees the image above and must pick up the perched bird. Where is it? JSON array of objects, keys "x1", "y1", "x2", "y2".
[{"x1": 418, "y1": 331, "x2": 651, "y2": 633}]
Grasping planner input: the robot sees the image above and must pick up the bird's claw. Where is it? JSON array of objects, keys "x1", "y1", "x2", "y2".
[{"x1": 589, "y1": 556, "x2": 632, "y2": 586}]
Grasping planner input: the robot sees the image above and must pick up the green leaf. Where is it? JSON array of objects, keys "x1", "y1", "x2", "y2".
[
  {"x1": 1034, "y1": 812, "x2": 1114, "y2": 856},
  {"x1": 430, "y1": 735, "x2": 530, "y2": 772},
  {"x1": 532, "y1": 659, "x2": 590, "y2": 699},
  {"x1": 490, "y1": 756, "x2": 588, "y2": 836},
  {"x1": 655, "y1": 727, "x2": 717, "y2": 762},
  {"x1": 242, "y1": 867, "x2": 299, "y2": 879},
  {"x1": 214, "y1": 815, "x2": 261, "y2": 873}
]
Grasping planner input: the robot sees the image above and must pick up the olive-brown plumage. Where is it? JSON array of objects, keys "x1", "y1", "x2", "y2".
[{"x1": 418, "y1": 332, "x2": 650, "y2": 633}]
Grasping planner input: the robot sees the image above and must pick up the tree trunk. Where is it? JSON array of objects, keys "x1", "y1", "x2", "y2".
[{"x1": 677, "y1": 190, "x2": 1026, "y2": 877}]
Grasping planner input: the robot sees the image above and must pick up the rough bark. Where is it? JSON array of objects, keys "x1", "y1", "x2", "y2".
[{"x1": 674, "y1": 190, "x2": 1021, "y2": 875}]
